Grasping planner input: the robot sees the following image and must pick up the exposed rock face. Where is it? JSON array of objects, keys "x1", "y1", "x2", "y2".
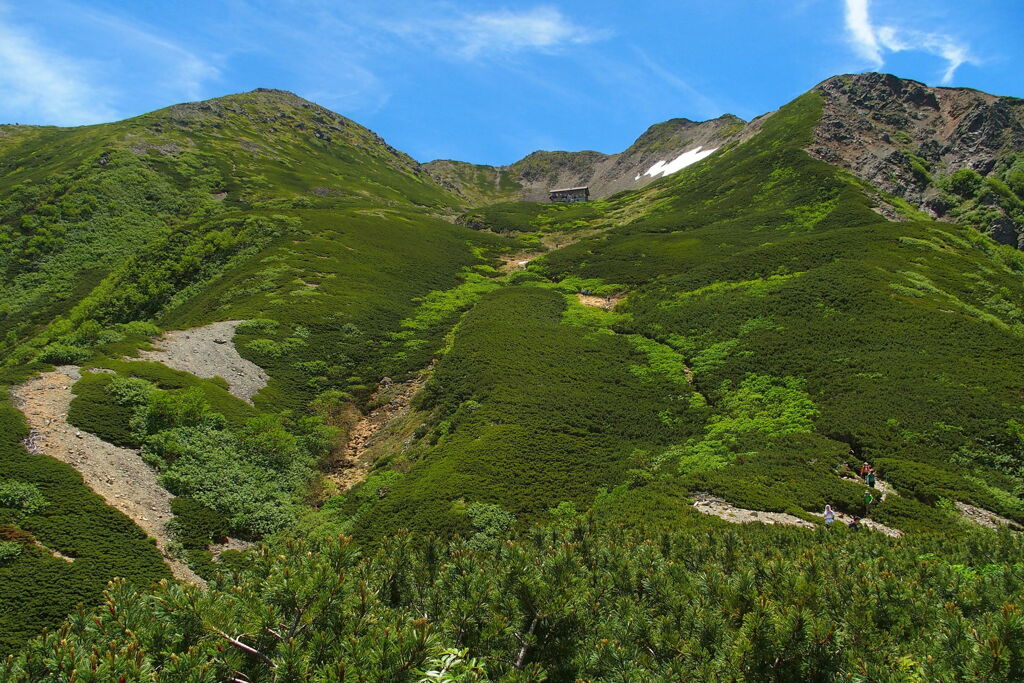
[
  {"x1": 808, "y1": 72, "x2": 1024, "y2": 242},
  {"x1": 424, "y1": 114, "x2": 760, "y2": 202},
  {"x1": 516, "y1": 114, "x2": 757, "y2": 201}
]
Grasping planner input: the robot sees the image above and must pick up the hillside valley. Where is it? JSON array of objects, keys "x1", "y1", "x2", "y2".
[{"x1": 2, "y1": 73, "x2": 1024, "y2": 680}]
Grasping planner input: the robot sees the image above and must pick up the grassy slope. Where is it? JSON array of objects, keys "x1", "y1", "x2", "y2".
[
  {"x1": 350, "y1": 285, "x2": 704, "y2": 540},
  {"x1": 340, "y1": 91, "x2": 1024, "y2": 541},
  {"x1": 0, "y1": 94, "x2": 518, "y2": 653},
  {"x1": 152, "y1": 208, "x2": 509, "y2": 412},
  {"x1": 537, "y1": 92, "x2": 1024, "y2": 526},
  {"x1": 4, "y1": 83, "x2": 1024, "y2": 662},
  {"x1": 0, "y1": 89, "x2": 459, "y2": 355},
  {"x1": 422, "y1": 159, "x2": 523, "y2": 206}
]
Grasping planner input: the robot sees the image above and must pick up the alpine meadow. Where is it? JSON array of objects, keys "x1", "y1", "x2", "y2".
[{"x1": 1, "y1": 62, "x2": 1024, "y2": 682}]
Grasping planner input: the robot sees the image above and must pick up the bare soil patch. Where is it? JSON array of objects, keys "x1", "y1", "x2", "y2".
[
  {"x1": 955, "y1": 502, "x2": 1023, "y2": 530},
  {"x1": 209, "y1": 537, "x2": 255, "y2": 559},
  {"x1": 499, "y1": 252, "x2": 542, "y2": 273},
  {"x1": 327, "y1": 367, "x2": 431, "y2": 491},
  {"x1": 575, "y1": 293, "x2": 625, "y2": 310},
  {"x1": 10, "y1": 366, "x2": 204, "y2": 585},
  {"x1": 138, "y1": 320, "x2": 268, "y2": 403}
]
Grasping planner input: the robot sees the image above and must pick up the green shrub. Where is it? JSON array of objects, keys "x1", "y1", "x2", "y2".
[
  {"x1": 465, "y1": 502, "x2": 515, "y2": 549},
  {"x1": 948, "y1": 168, "x2": 984, "y2": 198},
  {"x1": 35, "y1": 344, "x2": 89, "y2": 365},
  {"x1": 0, "y1": 481, "x2": 47, "y2": 516},
  {"x1": 105, "y1": 376, "x2": 154, "y2": 406},
  {"x1": 0, "y1": 542, "x2": 20, "y2": 563},
  {"x1": 168, "y1": 497, "x2": 230, "y2": 549},
  {"x1": 118, "y1": 321, "x2": 160, "y2": 337},
  {"x1": 235, "y1": 318, "x2": 278, "y2": 334},
  {"x1": 7, "y1": 522, "x2": 1024, "y2": 680},
  {"x1": 131, "y1": 386, "x2": 226, "y2": 437}
]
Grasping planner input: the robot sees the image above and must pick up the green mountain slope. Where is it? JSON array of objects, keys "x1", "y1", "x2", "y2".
[
  {"x1": 0, "y1": 91, "x2": 516, "y2": 653},
  {"x1": 0, "y1": 88, "x2": 459, "y2": 354},
  {"x1": 337, "y1": 87, "x2": 1024, "y2": 543},
  {"x1": 2, "y1": 73, "x2": 1024, "y2": 676}
]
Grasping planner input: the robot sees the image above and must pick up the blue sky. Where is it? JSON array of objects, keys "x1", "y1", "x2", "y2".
[{"x1": 0, "y1": 0, "x2": 1020, "y2": 165}]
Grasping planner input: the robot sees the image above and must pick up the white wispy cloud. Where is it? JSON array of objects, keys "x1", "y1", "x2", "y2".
[
  {"x1": 843, "y1": 0, "x2": 883, "y2": 66},
  {"x1": 0, "y1": 17, "x2": 116, "y2": 125},
  {"x1": 841, "y1": 0, "x2": 976, "y2": 84},
  {"x1": 393, "y1": 6, "x2": 609, "y2": 60},
  {"x1": 876, "y1": 25, "x2": 973, "y2": 85},
  {"x1": 0, "y1": 2, "x2": 220, "y2": 126},
  {"x1": 83, "y1": 10, "x2": 221, "y2": 102}
]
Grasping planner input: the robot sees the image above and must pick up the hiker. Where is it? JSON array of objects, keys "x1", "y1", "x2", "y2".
[
  {"x1": 863, "y1": 491, "x2": 875, "y2": 515},
  {"x1": 860, "y1": 461, "x2": 872, "y2": 477},
  {"x1": 823, "y1": 504, "x2": 836, "y2": 526},
  {"x1": 848, "y1": 515, "x2": 862, "y2": 531},
  {"x1": 866, "y1": 470, "x2": 877, "y2": 488}
]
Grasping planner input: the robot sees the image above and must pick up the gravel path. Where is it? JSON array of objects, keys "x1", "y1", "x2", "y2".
[
  {"x1": 138, "y1": 320, "x2": 268, "y2": 403},
  {"x1": 832, "y1": 510, "x2": 904, "y2": 537},
  {"x1": 692, "y1": 494, "x2": 904, "y2": 536},
  {"x1": 955, "y1": 501, "x2": 1023, "y2": 530},
  {"x1": 10, "y1": 366, "x2": 204, "y2": 585},
  {"x1": 692, "y1": 495, "x2": 816, "y2": 528}
]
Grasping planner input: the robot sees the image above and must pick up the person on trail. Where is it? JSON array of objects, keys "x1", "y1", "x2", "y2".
[
  {"x1": 823, "y1": 505, "x2": 836, "y2": 526},
  {"x1": 866, "y1": 470, "x2": 877, "y2": 488},
  {"x1": 848, "y1": 516, "x2": 862, "y2": 531},
  {"x1": 860, "y1": 462, "x2": 872, "y2": 477},
  {"x1": 863, "y1": 491, "x2": 875, "y2": 515}
]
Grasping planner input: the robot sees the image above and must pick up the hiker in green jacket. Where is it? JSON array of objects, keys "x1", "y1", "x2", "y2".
[{"x1": 863, "y1": 490, "x2": 875, "y2": 515}]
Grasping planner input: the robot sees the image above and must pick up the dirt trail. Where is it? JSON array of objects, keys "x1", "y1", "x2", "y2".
[
  {"x1": 576, "y1": 293, "x2": 626, "y2": 311},
  {"x1": 832, "y1": 510, "x2": 904, "y2": 537},
  {"x1": 33, "y1": 539, "x2": 74, "y2": 562},
  {"x1": 839, "y1": 472, "x2": 897, "y2": 500},
  {"x1": 499, "y1": 252, "x2": 542, "y2": 273},
  {"x1": 328, "y1": 368, "x2": 431, "y2": 491},
  {"x1": 10, "y1": 366, "x2": 204, "y2": 585},
  {"x1": 692, "y1": 494, "x2": 904, "y2": 537},
  {"x1": 498, "y1": 230, "x2": 599, "y2": 274},
  {"x1": 138, "y1": 320, "x2": 268, "y2": 403},
  {"x1": 692, "y1": 495, "x2": 815, "y2": 528},
  {"x1": 955, "y1": 502, "x2": 1023, "y2": 530}
]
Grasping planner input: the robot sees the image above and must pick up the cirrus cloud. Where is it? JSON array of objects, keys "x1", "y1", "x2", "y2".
[
  {"x1": 0, "y1": 17, "x2": 117, "y2": 125},
  {"x1": 390, "y1": 5, "x2": 609, "y2": 61},
  {"x1": 842, "y1": 0, "x2": 977, "y2": 84}
]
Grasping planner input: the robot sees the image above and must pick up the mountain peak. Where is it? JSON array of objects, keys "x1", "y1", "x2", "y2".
[{"x1": 807, "y1": 70, "x2": 1024, "y2": 238}]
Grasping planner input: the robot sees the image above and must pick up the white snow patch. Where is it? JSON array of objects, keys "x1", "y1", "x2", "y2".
[{"x1": 640, "y1": 146, "x2": 718, "y2": 179}]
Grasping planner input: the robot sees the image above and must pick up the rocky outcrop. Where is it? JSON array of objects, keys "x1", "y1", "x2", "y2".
[
  {"x1": 808, "y1": 72, "x2": 1024, "y2": 242},
  {"x1": 424, "y1": 114, "x2": 758, "y2": 203}
]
